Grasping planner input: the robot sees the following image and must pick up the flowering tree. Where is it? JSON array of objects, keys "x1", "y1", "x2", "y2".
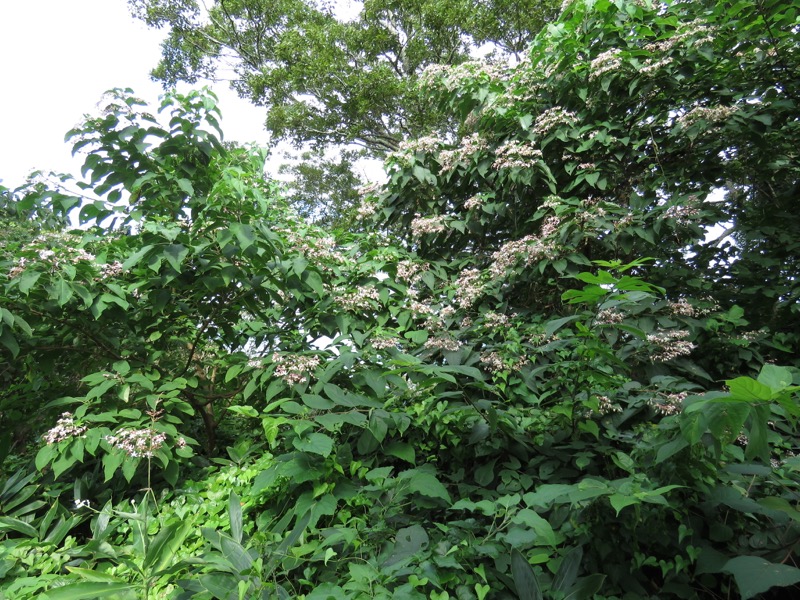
[{"x1": 2, "y1": 1, "x2": 800, "y2": 599}]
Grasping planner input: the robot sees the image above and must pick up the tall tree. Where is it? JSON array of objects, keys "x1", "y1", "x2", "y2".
[{"x1": 127, "y1": 0, "x2": 560, "y2": 225}]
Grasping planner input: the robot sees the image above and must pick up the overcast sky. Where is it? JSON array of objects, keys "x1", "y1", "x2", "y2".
[{"x1": 0, "y1": 0, "x2": 270, "y2": 190}]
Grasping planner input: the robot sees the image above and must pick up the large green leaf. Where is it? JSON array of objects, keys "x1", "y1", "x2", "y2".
[
  {"x1": 511, "y1": 548, "x2": 543, "y2": 600},
  {"x1": 722, "y1": 556, "x2": 800, "y2": 599},
  {"x1": 42, "y1": 582, "x2": 137, "y2": 600}
]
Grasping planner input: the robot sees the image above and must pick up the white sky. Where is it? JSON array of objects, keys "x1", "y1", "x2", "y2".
[{"x1": 0, "y1": 0, "x2": 271, "y2": 191}]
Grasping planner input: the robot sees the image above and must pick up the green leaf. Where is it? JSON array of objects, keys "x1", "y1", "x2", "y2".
[
  {"x1": 383, "y1": 525, "x2": 429, "y2": 566},
  {"x1": 552, "y1": 546, "x2": 583, "y2": 593},
  {"x1": 293, "y1": 432, "x2": 334, "y2": 457},
  {"x1": 229, "y1": 492, "x2": 243, "y2": 543},
  {"x1": 385, "y1": 442, "x2": 416, "y2": 464},
  {"x1": 17, "y1": 270, "x2": 41, "y2": 293},
  {"x1": 564, "y1": 574, "x2": 607, "y2": 600},
  {"x1": 0, "y1": 516, "x2": 38, "y2": 538},
  {"x1": 398, "y1": 467, "x2": 451, "y2": 503},
  {"x1": 162, "y1": 244, "x2": 188, "y2": 272},
  {"x1": 722, "y1": 556, "x2": 800, "y2": 599},
  {"x1": 609, "y1": 493, "x2": 640, "y2": 516},
  {"x1": 511, "y1": 548, "x2": 543, "y2": 600},
  {"x1": 143, "y1": 520, "x2": 192, "y2": 574},
  {"x1": 757, "y1": 364, "x2": 793, "y2": 392},
  {"x1": 42, "y1": 582, "x2": 137, "y2": 600},
  {"x1": 725, "y1": 376, "x2": 773, "y2": 401},
  {"x1": 0, "y1": 328, "x2": 20, "y2": 358}
]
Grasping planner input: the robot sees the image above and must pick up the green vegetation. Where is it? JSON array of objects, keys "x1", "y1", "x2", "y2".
[
  {"x1": 2, "y1": 1, "x2": 799, "y2": 598},
  {"x1": 127, "y1": 0, "x2": 560, "y2": 226}
]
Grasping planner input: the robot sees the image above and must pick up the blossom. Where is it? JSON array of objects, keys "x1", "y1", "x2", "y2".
[
  {"x1": 589, "y1": 49, "x2": 623, "y2": 80},
  {"x1": 593, "y1": 395, "x2": 622, "y2": 416},
  {"x1": 396, "y1": 260, "x2": 426, "y2": 282},
  {"x1": 647, "y1": 330, "x2": 695, "y2": 361},
  {"x1": 410, "y1": 215, "x2": 447, "y2": 237},
  {"x1": 43, "y1": 413, "x2": 87, "y2": 444},
  {"x1": 596, "y1": 308, "x2": 624, "y2": 324},
  {"x1": 464, "y1": 194, "x2": 484, "y2": 210},
  {"x1": 272, "y1": 353, "x2": 321, "y2": 385},
  {"x1": 493, "y1": 140, "x2": 543, "y2": 170},
  {"x1": 371, "y1": 336, "x2": 399, "y2": 350},
  {"x1": 480, "y1": 351, "x2": 530, "y2": 373},
  {"x1": 532, "y1": 107, "x2": 577, "y2": 136},
  {"x1": 649, "y1": 392, "x2": 687, "y2": 416},
  {"x1": 105, "y1": 428, "x2": 167, "y2": 458},
  {"x1": 676, "y1": 105, "x2": 738, "y2": 129},
  {"x1": 424, "y1": 334, "x2": 462, "y2": 352},
  {"x1": 489, "y1": 235, "x2": 556, "y2": 278},
  {"x1": 454, "y1": 268, "x2": 484, "y2": 309},
  {"x1": 335, "y1": 285, "x2": 382, "y2": 311},
  {"x1": 668, "y1": 299, "x2": 695, "y2": 317}
]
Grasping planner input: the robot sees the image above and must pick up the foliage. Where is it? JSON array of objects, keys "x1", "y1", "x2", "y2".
[
  {"x1": 127, "y1": 0, "x2": 561, "y2": 224},
  {"x1": 2, "y1": 1, "x2": 800, "y2": 598}
]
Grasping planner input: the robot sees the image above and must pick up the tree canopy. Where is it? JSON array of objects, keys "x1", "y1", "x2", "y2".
[
  {"x1": 2, "y1": 1, "x2": 800, "y2": 599},
  {"x1": 127, "y1": 0, "x2": 561, "y2": 225}
]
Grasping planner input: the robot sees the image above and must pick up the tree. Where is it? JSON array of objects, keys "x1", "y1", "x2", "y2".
[
  {"x1": 3, "y1": 2, "x2": 800, "y2": 598},
  {"x1": 127, "y1": 0, "x2": 561, "y2": 225}
]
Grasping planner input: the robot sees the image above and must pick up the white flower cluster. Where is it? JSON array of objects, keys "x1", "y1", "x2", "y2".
[
  {"x1": 489, "y1": 235, "x2": 555, "y2": 278},
  {"x1": 541, "y1": 195, "x2": 563, "y2": 210},
  {"x1": 98, "y1": 261, "x2": 124, "y2": 278},
  {"x1": 493, "y1": 140, "x2": 543, "y2": 170},
  {"x1": 435, "y1": 133, "x2": 489, "y2": 173},
  {"x1": 424, "y1": 334, "x2": 462, "y2": 352},
  {"x1": 272, "y1": 353, "x2": 321, "y2": 385},
  {"x1": 464, "y1": 195, "x2": 484, "y2": 210},
  {"x1": 43, "y1": 413, "x2": 87, "y2": 444},
  {"x1": 357, "y1": 181, "x2": 383, "y2": 197},
  {"x1": 7, "y1": 258, "x2": 28, "y2": 279},
  {"x1": 8, "y1": 233, "x2": 99, "y2": 279},
  {"x1": 480, "y1": 351, "x2": 530, "y2": 373},
  {"x1": 336, "y1": 285, "x2": 381, "y2": 311},
  {"x1": 105, "y1": 428, "x2": 167, "y2": 458},
  {"x1": 676, "y1": 105, "x2": 738, "y2": 129},
  {"x1": 454, "y1": 268, "x2": 484, "y2": 309},
  {"x1": 644, "y1": 19, "x2": 715, "y2": 54},
  {"x1": 647, "y1": 330, "x2": 695, "y2": 361},
  {"x1": 532, "y1": 107, "x2": 577, "y2": 136},
  {"x1": 639, "y1": 56, "x2": 674, "y2": 76},
  {"x1": 283, "y1": 230, "x2": 346, "y2": 264},
  {"x1": 409, "y1": 298, "x2": 435, "y2": 318},
  {"x1": 397, "y1": 136, "x2": 443, "y2": 154},
  {"x1": 356, "y1": 201, "x2": 377, "y2": 220},
  {"x1": 410, "y1": 214, "x2": 447, "y2": 237},
  {"x1": 663, "y1": 204, "x2": 700, "y2": 226},
  {"x1": 589, "y1": 49, "x2": 623, "y2": 81},
  {"x1": 539, "y1": 215, "x2": 562, "y2": 238},
  {"x1": 668, "y1": 299, "x2": 695, "y2": 317},
  {"x1": 371, "y1": 336, "x2": 399, "y2": 350},
  {"x1": 420, "y1": 61, "x2": 508, "y2": 92},
  {"x1": 593, "y1": 395, "x2": 623, "y2": 416},
  {"x1": 649, "y1": 392, "x2": 687, "y2": 416},
  {"x1": 483, "y1": 312, "x2": 511, "y2": 327},
  {"x1": 596, "y1": 308, "x2": 625, "y2": 324},
  {"x1": 396, "y1": 260, "x2": 427, "y2": 282}
]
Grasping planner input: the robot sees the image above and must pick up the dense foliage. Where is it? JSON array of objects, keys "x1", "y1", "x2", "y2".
[
  {"x1": 2, "y1": 1, "x2": 799, "y2": 599},
  {"x1": 127, "y1": 0, "x2": 560, "y2": 225}
]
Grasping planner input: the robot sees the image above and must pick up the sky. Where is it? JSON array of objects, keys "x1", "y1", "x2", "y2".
[{"x1": 0, "y1": 0, "x2": 271, "y2": 191}]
